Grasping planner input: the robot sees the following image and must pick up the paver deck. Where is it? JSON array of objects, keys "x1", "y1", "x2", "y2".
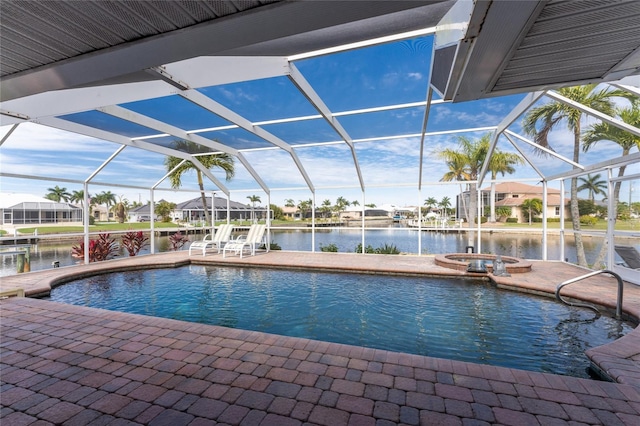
[{"x1": 2, "y1": 250, "x2": 640, "y2": 425}]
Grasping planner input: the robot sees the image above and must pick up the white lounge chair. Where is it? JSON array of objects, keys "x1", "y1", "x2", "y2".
[
  {"x1": 614, "y1": 245, "x2": 640, "y2": 269},
  {"x1": 223, "y1": 224, "x2": 266, "y2": 258},
  {"x1": 188, "y1": 224, "x2": 234, "y2": 256}
]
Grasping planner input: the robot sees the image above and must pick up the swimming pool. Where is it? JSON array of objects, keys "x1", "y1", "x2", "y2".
[{"x1": 47, "y1": 265, "x2": 634, "y2": 379}]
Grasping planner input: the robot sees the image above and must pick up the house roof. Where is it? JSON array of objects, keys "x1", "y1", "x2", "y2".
[
  {"x1": 495, "y1": 194, "x2": 567, "y2": 207},
  {"x1": 0, "y1": 192, "x2": 80, "y2": 210},
  {"x1": 481, "y1": 182, "x2": 561, "y2": 195},
  {"x1": 175, "y1": 196, "x2": 256, "y2": 211}
]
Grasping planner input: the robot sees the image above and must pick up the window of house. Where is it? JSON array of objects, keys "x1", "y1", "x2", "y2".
[
  {"x1": 555, "y1": 206, "x2": 560, "y2": 216},
  {"x1": 512, "y1": 194, "x2": 519, "y2": 198}
]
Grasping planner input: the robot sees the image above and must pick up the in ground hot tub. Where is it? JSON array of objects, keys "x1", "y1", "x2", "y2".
[{"x1": 434, "y1": 253, "x2": 532, "y2": 274}]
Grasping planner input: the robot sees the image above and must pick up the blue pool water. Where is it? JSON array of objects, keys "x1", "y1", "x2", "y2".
[{"x1": 47, "y1": 265, "x2": 634, "y2": 378}]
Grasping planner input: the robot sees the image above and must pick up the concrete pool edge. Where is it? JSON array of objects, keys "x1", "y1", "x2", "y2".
[{"x1": 1, "y1": 250, "x2": 640, "y2": 388}]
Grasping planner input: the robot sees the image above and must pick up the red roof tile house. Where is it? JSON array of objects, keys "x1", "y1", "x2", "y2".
[{"x1": 479, "y1": 182, "x2": 570, "y2": 223}]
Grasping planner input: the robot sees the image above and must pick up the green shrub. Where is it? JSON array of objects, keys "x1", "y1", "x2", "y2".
[
  {"x1": 261, "y1": 241, "x2": 281, "y2": 250},
  {"x1": 355, "y1": 243, "x2": 375, "y2": 254},
  {"x1": 579, "y1": 215, "x2": 598, "y2": 226},
  {"x1": 319, "y1": 243, "x2": 338, "y2": 252},
  {"x1": 506, "y1": 217, "x2": 518, "y2": 223},
  {"x1": 531, "y1": 217, "x2": 562, "y2": 223},
  {"x1": 355, "y1": 243, "x2": 400, "y2": 254},
  {"x1": 375, "y1": 243, "x2": 400, "y2": 255},
  {"x1": 495, "y1": 206, "x2": 512, "y2": 218},
  {"x1": 474, "y1": 216, "x2": 488, "y2": 224}
]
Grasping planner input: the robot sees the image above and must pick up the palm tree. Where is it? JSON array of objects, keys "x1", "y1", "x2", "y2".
[
  {"x1": 523, "y1": 84, "x2": 622, "y2": 267},
  {"x1": 298, "y1": 199, "x2": 312, "y2": 219},
  {"x1": 95, "y1": 190, "x2": 116, "y2": 222},
  {"x1": 583, "y1": 102, "x2": 640, "y2": 204},
  {"x1": 577, "y1": 174, "x2": 607, "y2": 202},
  {"x1": 321, "y1": 199, "x2": 332, "y2": 220},
  {"x1": 582, "y1": 101, "x2": 640, "y2": 268},
  {"x1": 156, "y1": 200, "x2": 176, "y2": 222},
  {"x1": 351, "y1": 200, "x2": 360, "y2": 207},
  {"x1": 440, "y1": 155, "x2": 470, "y2": 224},
  {"x1": 45, "y1": 185, "x2": 71, "y2": 202},
  {"x1": 70, "y1": 189, "x2": 87, "y2": 208},
  {"x1": 70, "y1": 189, "x2": 89, "y2": 225},
  {"x1": 521, "y1": 198, "x2": 543, "y2": 225},
  {"x1": 247, "y1": 195, "x2": 261, "y2": 223},
  {"x1": 112, "y1": 195, "x2": 129, "y2": 223},
  {"x1": 437, "y1": 134, "x2": 489, "y2": 242},
  {"x1": 439, "y1": 196, "x2": 451, "y2": 218},
  {"x1": 284, "y1": 199, "x2": 295, "y2": 208},
  {"x1": 335, "y1": 196, "x2": 350, "y2": 211},
  {"x1": 165, "y1": 140, "x2": 235, "y2": 226},
  {"x1": 424, "y1": 197, "x2": 438, "y2": 213},
  {"x1": 487, "y1": 150, "x2": 524, "y2": 222}
]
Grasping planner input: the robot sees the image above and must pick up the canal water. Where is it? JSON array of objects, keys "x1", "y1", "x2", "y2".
[{"x1": 3, "y1": 227, "x2": 633, "y2": 277}]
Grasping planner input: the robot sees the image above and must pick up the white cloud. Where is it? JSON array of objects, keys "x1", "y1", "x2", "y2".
[{"x1": 1, "y1": 123, "x2": 118, "y2": 153}]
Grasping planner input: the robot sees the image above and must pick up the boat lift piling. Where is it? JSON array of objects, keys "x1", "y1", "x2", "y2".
[{"x1": 1, "y1": 245, "x2": 32, "y2": 273}]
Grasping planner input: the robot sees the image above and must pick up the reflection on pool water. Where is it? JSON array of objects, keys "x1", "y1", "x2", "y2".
[{"x1": 47, "y1": 265, "x2": 634, "y2": 379}]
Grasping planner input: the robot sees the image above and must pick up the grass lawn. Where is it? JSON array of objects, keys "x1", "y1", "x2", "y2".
[
  {"x1": 16, "y1": 222, "x2": 179, "y2": 235},
  {"x1": 9, "y1": 218, "x2": 639, "y2": 235},
  {"x1": 496, "y1": 219, "x2": 639, "y2": 231}
]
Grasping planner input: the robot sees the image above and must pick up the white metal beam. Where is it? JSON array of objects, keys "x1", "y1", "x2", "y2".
[
  {"x1": 99, "y1": 105, "x2": 270, "y2": 194},
  {"x1": 546, "y1": 90, "x2": 640, "y2": 137},
  {"x1": 0, "y1": 57, "x2": 291, "y2": 127},
  {"x1": 179, "y1": 89, "x2": 315, "y2": 192},
  {"x1": 0, "y1": 81, "x2": 171, "y2": 126},
  {"x1": 0, "y1": 123, "x2": 19, "y2": 146},
  {"x1": 287, "y1": 63, "x2": 364, "y2": 191},
  {"x1": 36, "y1": 116, "x2": 230, "y2": 194},
  {"x1": 504, "y1": 130, "x2": 584, "y2": 170},
  {"x1": 503, "y1": 133, "x2": 544, "y2": 179},
  {"x1": 418, "y1": 87, "x2": 434, "y2": 190},
  {"x1": 86, "y1": 145, "x2": 127, "y2": 183},
  {"x1": 162, "y1": 56, "x2": 290, "y2": 89},
  {"x1": 546, "y1": 151, "x2": 640, "y2": 182},
  {"x1": 99, "y1": 105, "x2": 234, "y2": 154},
  {"x1": 611, "y1": 83, "x2": 640, "y2": 97},
  {"x1": 478, "y1": 91, "x2": 546, "y2": 186}
]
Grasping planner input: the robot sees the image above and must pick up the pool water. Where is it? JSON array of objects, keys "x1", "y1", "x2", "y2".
[{"x1": 47, "y1": 265, "x2": 634, "y2": 378}]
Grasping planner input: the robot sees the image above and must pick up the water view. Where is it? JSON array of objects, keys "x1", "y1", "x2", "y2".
[{"x1": 3, "y1": 227, "x2": 637, "y2": 277}]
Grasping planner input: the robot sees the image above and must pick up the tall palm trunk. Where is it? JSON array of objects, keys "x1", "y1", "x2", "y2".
[
  {"x1": 197, "y1": 171, "x2": 212, "y2": 226},
  {"x1": 468, "y1": 184, "x2": 477, "y2": 246},
  {"x1": 571, "y1": 125, "x2": 588, "y2": 267},
  {"x1": 459, "y1": 184, "x2": 469, "y2": 224},
  {"x1": 592, "y1": 159, "x2": 628, "y2": 269},
  {"x1": 490, "y1": 173, "x2": 497, "y2": 222}
]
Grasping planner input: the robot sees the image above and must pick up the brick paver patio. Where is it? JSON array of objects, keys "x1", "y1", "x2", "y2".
[{"x1": 2, "y1": 251, "x2": 639, "y2": 425}]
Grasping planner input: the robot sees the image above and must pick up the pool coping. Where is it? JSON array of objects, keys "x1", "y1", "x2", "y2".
[
  {"x1": 2, "y1": 250, "x2": 640, "y2": 389},
  {"x1": 2, "y1": 251, "x2": 640, "y2": 424}
]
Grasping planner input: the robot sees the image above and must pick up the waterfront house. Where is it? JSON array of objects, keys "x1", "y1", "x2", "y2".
[
  {"x1": 0, "y1": 193, "x2": 83, "y2": 227},
  {"x1": 471, "y1": 182, "x2": 570, "y2": 223}
]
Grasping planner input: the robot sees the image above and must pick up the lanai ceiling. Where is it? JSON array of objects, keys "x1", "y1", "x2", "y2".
[{"x1": 1, "y1": 0, "x2": 639, "y2": 198}]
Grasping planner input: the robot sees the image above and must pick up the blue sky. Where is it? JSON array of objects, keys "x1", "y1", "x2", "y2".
[{"x1": 1, "y1": 34, "x2": 638, "y2": 208}]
